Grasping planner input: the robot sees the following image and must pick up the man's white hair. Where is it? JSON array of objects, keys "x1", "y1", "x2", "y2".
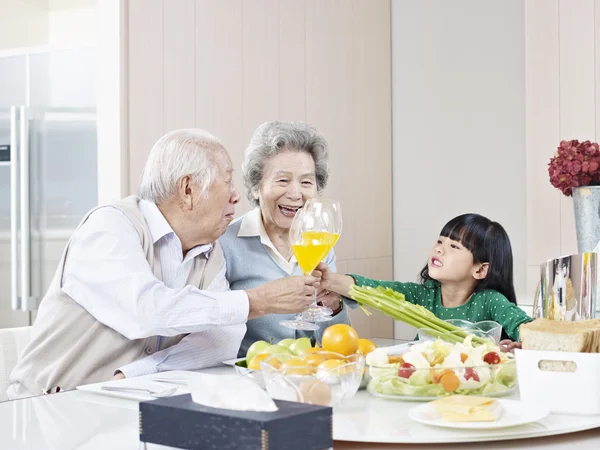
[{"x1": 139, "y1": 129, "x2": 223, "y2": 203}]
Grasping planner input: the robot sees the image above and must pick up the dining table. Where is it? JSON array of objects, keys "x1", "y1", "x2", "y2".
[{"x1": 1, "y1": 338, "x2": 599, "y2": 449}]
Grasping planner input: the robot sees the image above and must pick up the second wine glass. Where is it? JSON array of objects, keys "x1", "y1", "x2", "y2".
[{"x1": 280, "y1": 206, "x2": 335, "y2": 331}]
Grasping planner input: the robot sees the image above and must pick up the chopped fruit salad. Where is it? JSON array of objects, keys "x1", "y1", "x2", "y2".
[{"x1": 366, "y1": 336, "x2": 517, "y2": 397}]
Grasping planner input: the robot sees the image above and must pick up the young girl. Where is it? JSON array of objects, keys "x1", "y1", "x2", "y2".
[{"x1": 317, "y1": 213, "x2": 532, "y2": 347}]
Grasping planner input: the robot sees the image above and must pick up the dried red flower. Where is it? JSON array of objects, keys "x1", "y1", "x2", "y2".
[{"x1": 548, "y1": 140, "x2": 600, "y2": 196}]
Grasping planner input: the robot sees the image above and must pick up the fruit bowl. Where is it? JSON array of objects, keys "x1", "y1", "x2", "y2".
[
  {"x1": 366, "y1": 338, "x2": 518, "y2": 400},
  {"x1": 232, "y1": 359, "x2": 266, "y2": 389},
  {"x1": 260, "y1": 351, "x2": 365, "y2": 407}
]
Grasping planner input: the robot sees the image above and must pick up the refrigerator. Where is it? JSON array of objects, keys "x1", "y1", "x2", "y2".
[{"x1": 0, "y1": 47, "x2": 98, "y2": 328}]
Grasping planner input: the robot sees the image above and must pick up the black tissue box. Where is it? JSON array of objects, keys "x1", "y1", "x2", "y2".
[{"x1": 139, "y1": 394, "x2": 332, "y2": 450}]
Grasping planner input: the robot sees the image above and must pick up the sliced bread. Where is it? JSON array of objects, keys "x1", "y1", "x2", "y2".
[{"x1": 520, "y1": 318, "x2": 600, "y2": 353}]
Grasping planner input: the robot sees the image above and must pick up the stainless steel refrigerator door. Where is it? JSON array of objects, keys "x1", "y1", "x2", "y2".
[
  {"x1": 27, "y1": 47, "x2": 98, "y2": 315},
  {"x1": 0, "y1": 47, "x2": 97, "y2": 328},
  {"x1": 0, "y1": 54, "x2": 30, "y2": 328},
  {"x1": 27, "y1": 106, "x2": 98, "y2": 310}
]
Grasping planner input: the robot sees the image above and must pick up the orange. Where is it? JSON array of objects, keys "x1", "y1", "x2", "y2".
[
  {"x1": 302, "y1": 347, "x2": 323, "y2": 355},
  {"x1": 303, "y1": 353, "x2": 327, "y2": 367},
  {"x1": 357, "y1": 338, "x2": 377, "y2": 356},
  {"x1": 321, "y1": 324, "x2": 360, "y2": 356},
  {"x1": 318, "y1": 359, "x2": 345, "y2": 370},
  {"x1": 317, "y1": 359, "x2": 351, "y2": 375},
  {"x1": 280, "y1": 358, "x2": 314, "y2": 376},
  {"x1": 248, "y1": 353, "x2": 274, "y2": 371}
]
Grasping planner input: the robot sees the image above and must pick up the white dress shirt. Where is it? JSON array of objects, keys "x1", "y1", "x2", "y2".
[{"x1": 61, "y1": 200, "x2": 248, "y2": 378}]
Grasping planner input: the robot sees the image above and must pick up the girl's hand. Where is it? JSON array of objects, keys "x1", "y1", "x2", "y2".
[
  {"x1": 499, "y1": 339, "x2": 521, "y2": 354},
  {"x1": 313, "y1": 262, "x2": 334, "y2": 284},
  {"x1": 313, "y1": 263, "x2": 337, "y2": 296},
  {"x1": 313, "y1": 263, "x2": 333, "y2": 297},
  {"x1": 314, "y1": 263, "x2": 356, "y2": 297}
]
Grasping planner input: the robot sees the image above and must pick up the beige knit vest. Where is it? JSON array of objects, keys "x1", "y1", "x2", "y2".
[{"x1": 8, "y1": 196, "x2": 224, "y2": 397}]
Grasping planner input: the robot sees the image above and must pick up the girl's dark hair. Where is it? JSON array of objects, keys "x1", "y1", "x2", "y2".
[{"x1": 419, "y1": 213, "x2": 517, "y2": 305}]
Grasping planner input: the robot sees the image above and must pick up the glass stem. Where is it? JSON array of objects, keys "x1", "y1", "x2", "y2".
[{"x1": 308, "y1": 271, "x2": 318, "y2": 308}]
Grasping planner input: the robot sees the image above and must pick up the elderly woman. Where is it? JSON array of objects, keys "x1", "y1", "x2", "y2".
[{"x1": 220, "y1": 121, "x2": 353, "y2": 357}]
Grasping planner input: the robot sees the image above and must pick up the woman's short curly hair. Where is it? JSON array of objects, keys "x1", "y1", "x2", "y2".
[{"x1": 242, "y1": 121, "x2": 330, "y2": 207}]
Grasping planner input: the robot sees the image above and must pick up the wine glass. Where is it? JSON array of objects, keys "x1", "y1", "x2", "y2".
[
  {"x1": 280, "y1": 206, "x2": 335, "y2": 330},
  {"x1": 305, "y1": 198, "x2": 342, "y2": 246},
  {"x1": 301, "y1": 198, "x2": 342, "y2": 322}
]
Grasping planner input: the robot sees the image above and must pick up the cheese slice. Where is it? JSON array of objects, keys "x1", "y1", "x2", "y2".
[{"x1": 429, "y1": 395, "x2": 502, "y2": 422}]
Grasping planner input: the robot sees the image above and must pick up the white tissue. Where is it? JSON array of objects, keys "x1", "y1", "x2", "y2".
[{"x1": 189, "y1": 373, "x2": 278, "y2": 412}]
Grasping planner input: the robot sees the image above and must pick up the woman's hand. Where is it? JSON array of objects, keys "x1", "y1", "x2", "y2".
[
  {"x1": 499, "y1": 339, "x2": 521, "y2": 353},
  {"x1": 316, "y1": 289, "x2": 342, "y2": 312}
]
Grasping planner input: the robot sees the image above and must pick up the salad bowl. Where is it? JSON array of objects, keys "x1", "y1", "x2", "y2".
[
  {"x1": 418, "y1": 320, "x2": 503, "y2": 345},
  {"x1": 366, "y1": 336, "x2": 517, "y2": 400}
]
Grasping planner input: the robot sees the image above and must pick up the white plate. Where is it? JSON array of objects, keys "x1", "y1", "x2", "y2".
[
  {"x1": 76, "y1": 370, "x2": 199, "y2": 402},
  {"x1": 222, "y1": 357, "x2": 245, "y2": 367},
  {"x1": 366, "y1": 382, "x2": 517, "y2": 402},
  {"x1": 409, "y1": 399, "x2": 549, "y2": 429}
]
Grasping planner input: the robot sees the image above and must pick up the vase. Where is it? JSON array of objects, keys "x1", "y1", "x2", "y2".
[{"x1": 573, "y1": 186, "x2": 600, "y2": 252}]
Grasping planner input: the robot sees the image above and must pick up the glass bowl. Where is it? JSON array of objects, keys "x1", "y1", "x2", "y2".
[
  {"x1": 233, "y1": 360, "x2": 266, "y2": 389},
  {"x1": 260, "y1": 351, "x2": 365, "y2": 406},
  {"x1": 366, "y1": 340, "x2": 517, "y2": 400},
  {"x1": 418, "y1": 320, "x2": 503, "y2": 345}
]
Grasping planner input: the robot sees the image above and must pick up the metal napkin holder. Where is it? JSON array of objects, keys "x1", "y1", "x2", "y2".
[{"x1": 533, "y1": 253, "x2": 598, "y2": 321}]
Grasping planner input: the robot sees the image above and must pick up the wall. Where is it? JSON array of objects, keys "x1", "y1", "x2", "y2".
[
  {"x1": 117, "y1": 0, "x2": 395, "y2": 338},
  {"x1": 391, "y1": 0, "x2": 527, "y2": 339},
  {"x1": 0, "y1": 0, "x2": 48, "y2": 50},
  {"x1": 48, "y1": 0, "x2": 97, "y2": 46},
  {"x1": 525, "y1": 0, "x2": 596, "y2": 297},
  {"x1": 0, "y1": 0, "x2": 96, "y2": 51}
]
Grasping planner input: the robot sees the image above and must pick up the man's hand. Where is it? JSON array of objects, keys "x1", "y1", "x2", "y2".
[
  {"x1": 112, "y1": 371, "x2": 126, "y2": 380},
  {"x1": 246, "y1": 275, "x2": 319, "y2": 319}
]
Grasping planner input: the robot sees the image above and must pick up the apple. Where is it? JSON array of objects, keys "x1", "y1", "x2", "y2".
[
  {"x1": 246, "y1": 340, "x2": 270, "y2": 362},
  {"x1": 278, "y1": 338, "x2": 295, "y2": 349},
  {"x1": 289, "y1": 337, "x2": 312, "y2": 355},
  {"x1": 263, "y1": 344, "x2": 294, "y2": 356}
]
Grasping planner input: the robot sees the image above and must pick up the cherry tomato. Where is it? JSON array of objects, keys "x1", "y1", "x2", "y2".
[
  {"x1": 464, "y1": 367, "x2": 480, "y2": 381},
  {"x1": 398, "y1": 362, "x2": 416, "y2": 379},
  {"x1": 483, "y1": 351, "x2": 501, "y2": 365}
]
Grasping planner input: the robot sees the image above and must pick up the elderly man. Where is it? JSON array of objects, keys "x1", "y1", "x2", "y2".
[{"x1": 7, "y1": 129, "x2": 317, "y2": 399}]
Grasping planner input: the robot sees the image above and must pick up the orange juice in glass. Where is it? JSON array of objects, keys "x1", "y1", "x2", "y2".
[
  {"x1": 292, "y1": 231, "x2": 335, "y2": 275},
  {"x1": 280, "y1": 207, "x2": 335, "y2": 331}
]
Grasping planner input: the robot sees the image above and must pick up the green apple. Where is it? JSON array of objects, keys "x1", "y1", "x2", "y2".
[
  {"x1": 246, "y1": 340, "x2": 270, "y2": 362},
  {"x1": 289, "y1": 337, "x2": 312, "y2": 356},
  {"x1": 263, "y1": 344, "x2": 294, "y2": 356},
  {"x1": 278, "y1": 338, "x2": 295, "y2": 349}
]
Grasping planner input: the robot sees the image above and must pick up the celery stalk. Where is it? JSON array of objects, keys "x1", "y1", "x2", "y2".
[{"x1": 349, "y1": 285, "x2": 487, "y2": 346}]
